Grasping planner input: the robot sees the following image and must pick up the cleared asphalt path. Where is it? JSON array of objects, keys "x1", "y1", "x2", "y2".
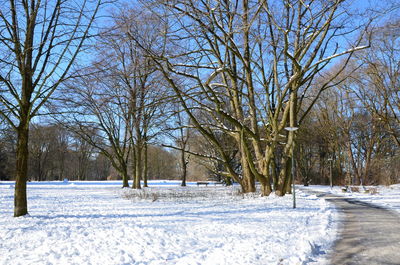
[{"x1": 318, "y1": 193, "x2": 400, "y2": 265}]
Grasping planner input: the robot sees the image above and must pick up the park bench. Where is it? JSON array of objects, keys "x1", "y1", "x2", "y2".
[
  {"x1": 342, "y1": 186, "x2": 362, "y2": 193},
  {"x1": 350, "y1": 186, "x2": 360, "y2": 192},
  {"x1": 364, "y1": 187, "x2": 378, "y2": 194},
  {"x1": 196, "y1": 182, "x2": 209, "y2": 186}
]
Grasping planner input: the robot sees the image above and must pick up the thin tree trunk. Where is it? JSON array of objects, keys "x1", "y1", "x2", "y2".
[
  {"x1": 143, "y1": 143, "x2": 148, "y2": 188},
  {"x1": 130, "y1": 142, "x2": 136, "y2": 188},
  {"x1": 181, "y1": 146, "x2": 187, "y2": 187},
  {"x1": 134, "y1": 144, "x2": 142, "y2": 189},
  {"x1": 271, "y1": 157, "x2": 279, "y2": 192},
  {"x1": 347, "y1": 138, "x2": 359, "y2": 185}
]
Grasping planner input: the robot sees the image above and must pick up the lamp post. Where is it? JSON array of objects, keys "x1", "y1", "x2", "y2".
[
  {"x1": 327, "y1": 158, "x2": 333, "y2": 189},
  {"x1": 285, "y1": 126, "x2": 299, "y2": 209}
]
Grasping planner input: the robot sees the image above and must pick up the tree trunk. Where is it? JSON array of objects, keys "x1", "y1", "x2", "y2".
[
  {"x1": 236, "y1": 131, "x2": 256, "y2": 193},
  {"x1": 276, "y1": 157, "x2": 291, "y2": 196},
  {"x1": 241, "y1": 157, "x2": 256, "y2": 193},
  {"x1": 241, "y1": 175, "x2": 256, "y2": 193},
  {"x1": 271, "y1": 157, "x2": 279, "y2": 191},
  {"x1": 260, "y1": 180, "x2": 272, "y2": 196},
  {"x1": 133, "y1": 144, "x2": 142, "y2": 189},
  {"x1": 121, "y1": 162, "x2": 129, "y2": 188},
  {"x1": 143, "y1": 143, "x2": 148, "y2": 187},
  {"x1": 181, "y1": 146, "x2": 187, "y2": 187},
  {"x1": 276, "y1": 88, "x2": 298, "y2": 196},
  {"x1": 347, "y1": 137, "x2": 359, "y2": 185},
  {"x1": 284, "y1": 158, "x2": 293, "y2": 194},
  {"x1": 14, "y1": 124, "x2": 30, "y2": 217}
]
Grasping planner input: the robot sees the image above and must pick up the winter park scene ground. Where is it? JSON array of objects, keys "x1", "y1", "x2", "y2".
[{"x1": 1, "y1": 181, "x2": 400, "y2": 265}]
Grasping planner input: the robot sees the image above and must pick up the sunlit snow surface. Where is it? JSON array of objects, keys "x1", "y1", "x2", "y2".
[{"x1": 0, "y1": 181, "x2": 338, "y2": 265}]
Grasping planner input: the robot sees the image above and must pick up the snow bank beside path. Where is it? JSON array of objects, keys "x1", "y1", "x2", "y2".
[
  {"x1": 302, "y1": 184, "x2": 400, "y2": 215},
  {"x1": 0, "y1": 182, "x2": 338, "y2": 265}
]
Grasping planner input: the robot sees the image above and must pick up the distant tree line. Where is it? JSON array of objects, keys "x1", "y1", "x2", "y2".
[{"x1": 0, "y1": 123, "x2": 182, "y2": 181}]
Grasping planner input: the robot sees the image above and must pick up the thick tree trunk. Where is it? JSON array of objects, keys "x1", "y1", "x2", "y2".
[
  {"x1": 14, "y1": 124, "x2": 30, "y2": 217},
  {"x1": 236, "y1": 132, "x2": 256, "y2": 193},
  {"x1": 260, "y1": 181, "x2": 272, "y2": 196},
  {"x1": 121, "y1": 163, "x2": 129, "y2": 188},
  {"x1": 276, "y1": 156, "x2": 291, "y2": 196},
  {"x1": 241, "y1": 176, "x2": 256, "y2": 193},
  {"x1": 276, "y1": 89, "x2": 297, "y2": 196},
  {"x1": 284, "y1": 158, "x2": 293, "y2": 194},
  {"x1": 241, "y1": 157, "x2": 256, "y2": 193}
]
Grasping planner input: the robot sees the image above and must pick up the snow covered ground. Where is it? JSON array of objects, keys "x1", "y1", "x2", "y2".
[
  {"x1": 0, "y1": 181, "x2": 338, "y2": 265},
  {"x1": 302, "y1": 184, "x2": 400, "y2": 215}
]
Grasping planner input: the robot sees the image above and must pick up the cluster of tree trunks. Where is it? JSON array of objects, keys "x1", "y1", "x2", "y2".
[{"x1": 129, "y1": 0, "x2": 373, "y2": 196}]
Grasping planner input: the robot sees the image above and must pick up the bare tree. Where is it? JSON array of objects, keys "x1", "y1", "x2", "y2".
[
  {"x1": 0, "y1": 0, "x2": 103, "y2": 216},
  {"x1": 162, "y1": 106, "x2": 192, "y2": 186},
  {"x1": 60, "y1": 69, "x2": 132, "y2": 188},
  {"x1": 114, "y1": 9, "x2": 172, "y2": 189},
  {"x1": 56, "y1": 10, "x2": 169, "y2": 188},
  {"x1": 351, "y1": 21, "x2": 400, "y2": 146},
  {"x1": 71, "y1": 134, "x2": 95, "y2": 181},
  {"x1": 132, "y1": 0, "x2": 371, "y2": 195},
  {"x1": 29, "y1": 124, "x2": 53, "y2": 181}
]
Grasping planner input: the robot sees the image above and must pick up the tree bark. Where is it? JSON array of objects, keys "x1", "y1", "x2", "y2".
[
  {"x1": 180, "y1": 144, "x2": 187, "y2": 187},
  {"x1": 143, "y1": 143, "x2": 148, "y2": 188},
  {"x1": 122, "y1": 168, "x2": 129, "y2": 188},
  {"x1": 240, "y1": 156, "x2": 256, "y2": 193},
  {"x1": 14, "y1": 124, "x2": 29, "y2": 217},
  {"x1": 133, "y1": 144, "x2": 142, "y2": 189},
  {"x1": 260, "y1": 181, "x2": 272, "y2": 196},
  {"x1": 276, "y1": 157, "x2": 291, "y2": 196}
]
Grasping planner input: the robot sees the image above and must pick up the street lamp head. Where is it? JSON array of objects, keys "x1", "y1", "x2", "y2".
[{"x1": 284, "y1": 126, "x2": 299, "y2": 132}]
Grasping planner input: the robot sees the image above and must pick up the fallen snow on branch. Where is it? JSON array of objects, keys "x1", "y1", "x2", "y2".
[{"x1": 0, "y1": 181, "x2": 338, "y2": 265}]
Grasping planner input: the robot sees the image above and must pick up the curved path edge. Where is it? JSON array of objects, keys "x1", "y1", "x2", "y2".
[{"x1": 313, "y1": 192, "x2": 400, "y2": 265}]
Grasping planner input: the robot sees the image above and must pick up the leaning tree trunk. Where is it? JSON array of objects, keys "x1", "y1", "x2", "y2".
[{"x1": 14, "y1": 122, "x2": 30, "y2": 217}]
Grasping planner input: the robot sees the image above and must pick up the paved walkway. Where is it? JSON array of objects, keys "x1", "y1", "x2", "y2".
[{"x1": 319, "y1": 194, "x2": 400, "y2": 265}]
